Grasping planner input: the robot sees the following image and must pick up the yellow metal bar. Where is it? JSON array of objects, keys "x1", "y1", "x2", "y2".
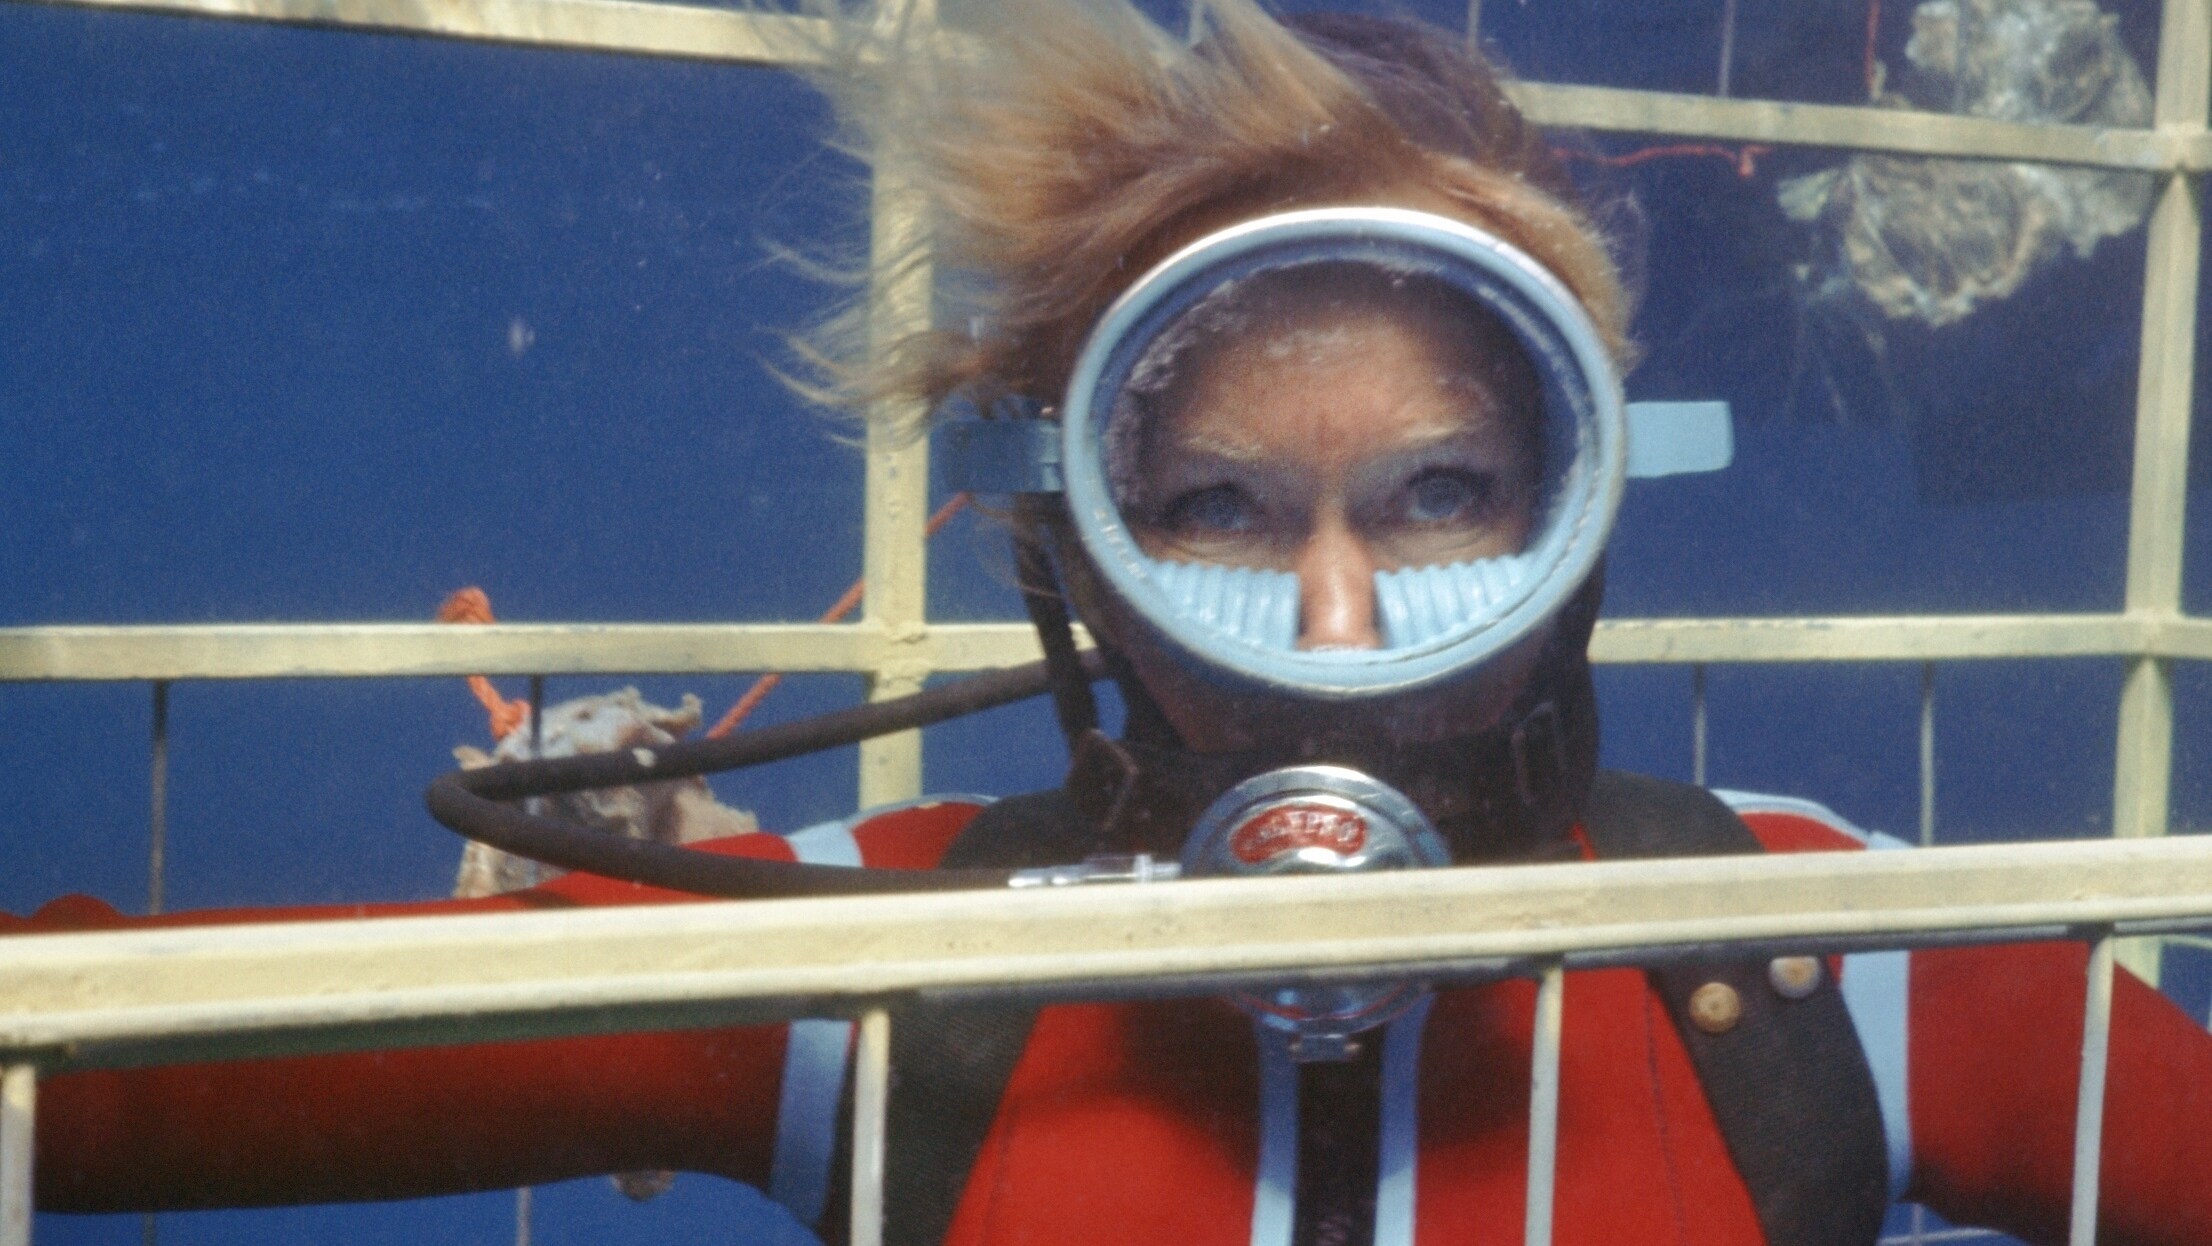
[
  {"x1": 0, "y1": 621, "x2": 936, "y2": 681},
  {"x1": 849, "y1": 1008, "x2": 891, "y2": 1246},
  {"x1": 2111, "y1": 0, "x2": 2210, "y2": 983},
  {"x1": 13, "y1": 833, "x2": 2212, "y2": 1069},
  {"x1": 2113, "y1": 654, "x2": 2176, "y2": 843},
  {"x1": 856, "y1": 14, "x2": 938, "y2": 806},
  {"x1": 2068, "y1": 934, "x2": 2118, "y2": 1246},
  {"x1": 0, "y1": 1066, "x2": 30, "y2": 1246},
  {"x1": 2157, "y1": 616, "x2": 2212, "y2": 661},
  {"x1": 1523, "y1": 961, "x2": 1565, "y2": 1246},
  {"x1": 9, "y1": 0, "x2": 2208, "y2": 171},
  {"x1": 6, "y1": 614, "x2": 2194, "y2": 682},
  {"x1": 1586, "y1": 614, "x2": 2153, "y2": 665},
  {"x1": 1507, "y1": 81, "x2": 2208, "y2": 172},
  {"x1": 11, "y1": 0, "x2": 827, "y2": 64},
  {"x1": 2156, "y1": 0, "x2": 2212, "y2": 128}
]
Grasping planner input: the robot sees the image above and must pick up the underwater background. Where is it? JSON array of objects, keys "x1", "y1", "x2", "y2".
[{"x1": 2, "y1": 0, "x2": 2208, "y2": 1240}]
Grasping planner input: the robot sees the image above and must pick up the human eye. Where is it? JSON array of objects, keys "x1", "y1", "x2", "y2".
[
  {"x1": 1161, "y1": 483, "x2": 1260, "y2": 536},
  {"x1": 1401, "y1": 467, "x2": 1498, "y2": 526}
]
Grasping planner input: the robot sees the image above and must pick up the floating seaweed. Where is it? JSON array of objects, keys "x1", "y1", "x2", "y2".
[
  {"x1": 450, "y1": 687, "x2": 758, "y2": 899},
  {"x1": 1778, "y1": 0, "x2": 2153, "y2": 330}
]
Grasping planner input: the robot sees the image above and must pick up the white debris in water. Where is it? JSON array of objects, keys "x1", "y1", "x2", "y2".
[
  {"x1": 1777, "y1": 0, "x2": 2152, "y2": 328},
  {"x1": 450, "y1": 687, "x2": 757, "y2": 900}
]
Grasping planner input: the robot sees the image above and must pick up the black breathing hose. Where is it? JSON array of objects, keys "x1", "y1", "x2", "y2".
[{"x1": 424, "y1": 651, "x2": 1107, "y2": 898}]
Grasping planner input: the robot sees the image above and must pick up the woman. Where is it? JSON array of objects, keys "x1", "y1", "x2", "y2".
[{"x1": 17, "y1": 2, "x2": 2212, "y2": 1243}]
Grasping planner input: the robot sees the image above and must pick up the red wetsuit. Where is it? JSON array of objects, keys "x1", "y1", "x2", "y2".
[{"x1": 13, "y1": 792, "x2": 2212, "y2": 1245}]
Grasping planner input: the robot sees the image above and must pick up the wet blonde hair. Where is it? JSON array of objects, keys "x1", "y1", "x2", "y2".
[{"x1": 792, "y1": 0, "x2": 1631, "y2": 432}]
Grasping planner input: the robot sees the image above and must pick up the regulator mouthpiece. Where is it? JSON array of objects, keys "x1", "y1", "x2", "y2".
[{"x1": 1181, "y1": 765, "x2": 1450, "y2": 1060}]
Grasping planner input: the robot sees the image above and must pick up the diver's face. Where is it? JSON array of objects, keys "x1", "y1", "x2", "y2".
[{"x1": 1129, "y1": 296, "x2": 1540, "y2": 650}]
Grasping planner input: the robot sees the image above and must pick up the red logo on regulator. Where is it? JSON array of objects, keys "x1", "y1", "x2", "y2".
[{"x1": 1229, "y1": 802, "x2": 1369, "y2": 864}]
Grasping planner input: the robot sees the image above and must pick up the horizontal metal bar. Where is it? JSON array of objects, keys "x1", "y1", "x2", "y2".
[
  {"x1": 4, "y1": 614, "x2": 2206, "y2": 681},
  {"x1": 11, "y1": 0, "x2": 828, "y2": 65},
  {"x1": 1509, "y1": 81, "x2": 2211, "y2": 172},
  {"x1": 10, "y1": 0, "x2": 2207, "y2": 172},
  {"x1": 1588, "y1": 613, "x2": 2174, "y2": 664},
  {"x1": 0, "y1": 621, "x2": 1042, "y2": 681},
  {"x1": 2152, "y1": 604, "x2": 2212, "y2": 660},
  {"x1": 9, "y1": 833, "x2": 2212, "y2": 1069}
]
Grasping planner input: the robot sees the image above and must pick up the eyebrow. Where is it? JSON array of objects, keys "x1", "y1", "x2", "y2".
[
  {"x1": 1152, "y1": 428, "x2": 1269, "y2": 464},
  {"x1": 1156, "y1": 417, "x2": 1501, "y2": 467},
  {"x1": 1156, "y1": 400, "x2": 1500, "y2": 457}
]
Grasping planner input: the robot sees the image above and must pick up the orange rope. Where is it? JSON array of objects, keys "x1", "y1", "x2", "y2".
[
  {"x1": 1865, "y1": 0, "x2": 1883, "y2": 99},
  {"x1": 436, "y1": 587, "x2": 531, "y2": 740},
  {"x1": 437, "y1": 495, "x2": 976, "y2": 747},
  {"x1": 704, "y1": 492, "x2": 975, "y2": 738},
  {"x1": 1556, "y1": 142, "x2": 1770, "y2": 179}
]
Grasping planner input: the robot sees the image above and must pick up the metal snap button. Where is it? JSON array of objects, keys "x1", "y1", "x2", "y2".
[
  {"x1": 1768, "y1": 955, "x2": 1824, "y2": 1000},
  {"x1": 1689, "y1": 981, "x2": 1743, "y2": 1034}
]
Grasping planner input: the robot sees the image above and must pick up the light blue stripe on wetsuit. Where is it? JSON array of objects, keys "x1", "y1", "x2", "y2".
[
  {"x1": 766, "y1": 814, "x2": 864, "y2": 1226},
  {"x1": 1250, "y1": 1000, "x2": 1429, "y2": 1246},
  {"x1": 1374, "y1": 997, "x2": 1432, "y2": 1246},
  {"x1": 1252, "y1": 1029, "x2": 1299, "y2": 1246}
]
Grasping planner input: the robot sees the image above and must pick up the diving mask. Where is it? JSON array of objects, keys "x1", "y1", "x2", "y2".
[{"x1": 946, "y1": 207, "x2": 1728, "y2": 702}]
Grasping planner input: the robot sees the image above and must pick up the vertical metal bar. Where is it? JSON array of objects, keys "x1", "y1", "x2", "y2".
[
  {"x1": 1903, "y1": 662, "x2": 1938, "y2": 1246},
  {"x1": 2110, "y1": 0, "x2": 2207, "y2": 986},
  {"x1": 1918, "y1": 663, "x2": 1936, "y2": 849},
  {"x1": 2113, "y1": 654, "x2": 2174, "y2": 848},
  {"x1": 1691, "y1": 664, "x2": 1708, "y2": 788},
  {"x1": 1466, "y1": 0, "x2": 1482, "y2": 43},
  {"x1": 147, "y1": 681, "x2": 169, "y2": 916},
  {"x1": 2068, "y1": 933, "x2": 2117, "y2": 1246},
  {"x1": 849, "y1": 1008, "x2": 893, "y2": 1246},
  {"x1": 2, "y1": 1065, "x2": 35, "y2": 1246},
  {"x1": 514, "y1": 674, "x2": 538, "y2": 1246},
  {"x1": 858, "y1": 0, "x2": 937, "y2": 808},
  {"x1": 141, "y1": 683, "x2": 169, "y2": 1246},
  {"x1": 1524, "y1": 961, "x2": 1565, "y2": 1246},
  {"x1": 140, "y1": 684, "x2": 166, "y2": 1246},
  {"x1": 523, "y1": 676, "x2": 548, "y2": 891},
  {"x1": 2113, "y1": 656, "x2": 2174, "y2": 983},
  {"x1": 1716, "y1": 0, "x2": 1737, "y2": 97}
]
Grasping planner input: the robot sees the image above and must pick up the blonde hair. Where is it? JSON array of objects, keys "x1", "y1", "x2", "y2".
[{"x1": 792, "y1": 0, "x2": 1631, "y2": 432}]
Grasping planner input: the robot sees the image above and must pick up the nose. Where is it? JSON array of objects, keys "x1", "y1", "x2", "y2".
[{"x1": 1295, "y1": 515, "x2": 1383, "y2": 650}]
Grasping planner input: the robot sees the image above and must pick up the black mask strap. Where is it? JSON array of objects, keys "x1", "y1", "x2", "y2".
[{"x1": 1012, "y1": 517, "x2": 1100, "y2": 748}]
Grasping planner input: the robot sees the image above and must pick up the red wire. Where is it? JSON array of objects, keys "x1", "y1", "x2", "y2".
[
  {"x1": 438, "y1": 493, "x2": 978, "y2": 745},
  {"x1": 1558, "y1": 1, "x2": 1883, "y2": 181},
  {"x1": 1555, "y1": 142, "x2": 1771, "y2": 179},
  {"x1": 1865, "y1": 0, "x2": 1884, "y2": 99},
  {"x1": 703, "y1": 491, "x2": 974, "y2": 739}
]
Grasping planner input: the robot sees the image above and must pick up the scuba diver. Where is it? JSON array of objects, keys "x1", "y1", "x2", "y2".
[{"x1": 13, "y1": 1, "x2": 2212, "y2": 1243}]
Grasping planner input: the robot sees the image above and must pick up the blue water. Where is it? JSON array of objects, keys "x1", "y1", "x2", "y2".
[{"x1": 3, "y1": 0, "x2": 2208, "y2": 1241}]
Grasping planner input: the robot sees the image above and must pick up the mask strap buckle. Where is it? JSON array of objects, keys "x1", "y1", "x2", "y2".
[
  {"x1": 1510, "y1": 700, "x2": 1568, "y2": 813},
  {"x1": 1067, "y1": 728, "x2": 1141, "y2": 844}
]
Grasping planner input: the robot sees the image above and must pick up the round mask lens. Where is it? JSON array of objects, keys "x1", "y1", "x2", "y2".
[{"x1": 1059, "y1": 208, "x2": 1624, "y2": 700}]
